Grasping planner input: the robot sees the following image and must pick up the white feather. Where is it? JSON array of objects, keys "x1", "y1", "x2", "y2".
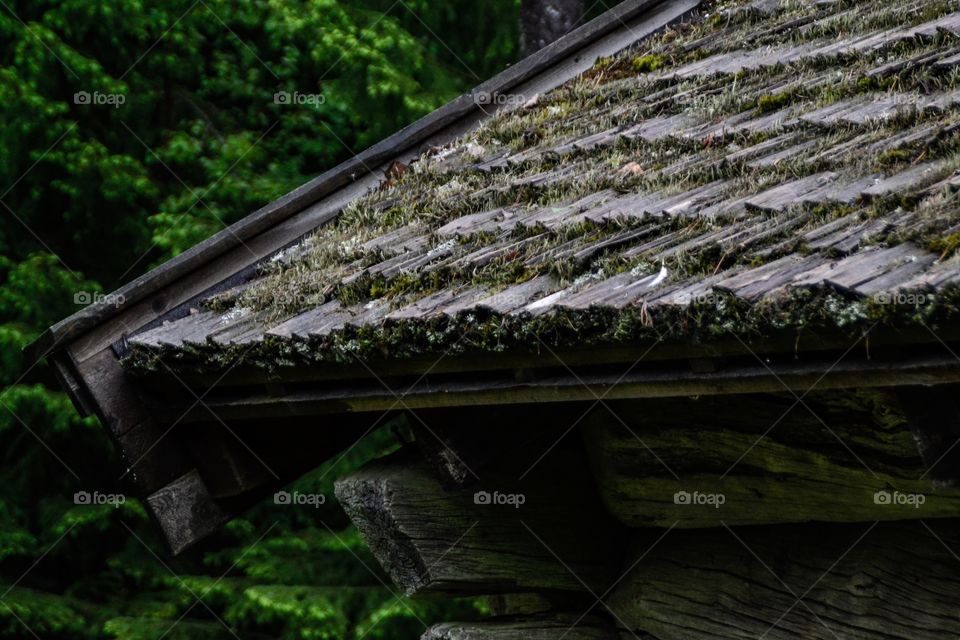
[{"x1": 647, "y1": 263, "x2": 668, "y2": 289}]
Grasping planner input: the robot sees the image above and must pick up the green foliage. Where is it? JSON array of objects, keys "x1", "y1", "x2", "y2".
[{"x1": 0, "y1": 0, "x2": 516, "y2": 637}]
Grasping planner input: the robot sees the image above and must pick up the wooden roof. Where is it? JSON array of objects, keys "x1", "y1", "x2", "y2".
[
  {"x1": 122, "y1": 0, "x2": 960, "y2": 375},
  {"x1": 30, "y1": 0, "x2": 703, "y2": 553}
]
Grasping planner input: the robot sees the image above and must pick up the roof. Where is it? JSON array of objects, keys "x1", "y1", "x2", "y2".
[
  {"x1": 32, "y1": 0, "x2": 706, "y2": 553},
  {"x1": 28, "y1": 0, "x2": 695, "y2": 366},
  {"x1": 122, "y1": 0, "x2": 960, "y2": 375}
]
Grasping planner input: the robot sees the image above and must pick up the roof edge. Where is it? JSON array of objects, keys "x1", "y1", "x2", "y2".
[{"x1": 26, "y1": 0, "x2": 693, "y2": 364}]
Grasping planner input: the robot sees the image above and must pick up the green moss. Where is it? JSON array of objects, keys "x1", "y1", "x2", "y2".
[
  {"x1": 124, "y1": 0, "x2": 960, "y2": 376},
  {"x1": 876, "y1": 148, "x2": 915, "y2": 166},
  {"x1": 929, "y1": 231, "x2": 960, "y2": 259},
  {"x1": 631, "y1": 54, "x2": 665, "y2": 73},
  {"x1": 756, "y1": 91, "x2": 793, "y2": 114}
]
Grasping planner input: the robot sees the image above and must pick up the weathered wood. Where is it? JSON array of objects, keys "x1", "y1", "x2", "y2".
[
  {"x1": 153, "y1": 350, "x2": 960, "y2": 422},
  {"x1": 70, "y1": 347, "x2": 194, "y2": 497},
  {"x1": 145, "y1": 470, "x2": 230, "y2": 555},
  {"x1": 137, "y1": 326, "x2": 960, "y2": 391},
  {"x1": 334, "y1": 447, "x2": 621, "y2": 596},
  {"x1": 116, "y1": 421, "x2": 193, "y2": 495},
  {"x1": 609, "y1": 520, "x2": 960, "y2": 639},
  {"x1": 423, "y1": 614, "x2": 623, "y2": 640},
  {"x1": 581, "y1": 392, "x2": 960, "y2": 528}
]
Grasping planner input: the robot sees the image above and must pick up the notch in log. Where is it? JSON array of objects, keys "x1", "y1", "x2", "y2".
[{"x1": 335, "y1": 444, "x2": 621, "y2": 596}]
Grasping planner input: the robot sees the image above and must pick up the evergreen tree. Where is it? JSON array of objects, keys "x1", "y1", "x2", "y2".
[{"x1": 0, "y1": 1, "x2": 519, "y2": 636}]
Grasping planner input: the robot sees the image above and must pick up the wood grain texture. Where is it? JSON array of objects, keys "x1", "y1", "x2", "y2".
[
  {"x1": 334, "y1": 447, "x2": 621, "y2": 596},
  {"x1": 609, "y1": 520, "x2": 960, "y2": 639},
  {"x1": 581, "y1": 392, "x2": 960, "y2": 528}
]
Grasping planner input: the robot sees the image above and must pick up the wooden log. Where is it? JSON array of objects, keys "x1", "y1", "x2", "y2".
[
  {"x1": 334, "y1": 445, "x2": 621, "y2": 596},
  {"x1": 151, "y1": 351, "x2": 960, "y2": 423},
  {"x1": 73, "y1": 348, "x2": 193, "y2": 497},
  {"x1": 609, "y1": 520, "x2": 960, "y2": 639},
  {"x1": 145, "y1": 470, "x2": 230, "y2": 555},
  {"x1": 581, "y1": 391, "x2": 960, "y2": 528},
  {"x1": 423, "y1": 614, "x2": 623, "y2": 639}
]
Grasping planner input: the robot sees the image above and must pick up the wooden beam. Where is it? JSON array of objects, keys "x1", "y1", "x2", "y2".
[
  {"x1": 608, "y1": 520, "x2": 960, "y2": 639},
  {"x1": 155, "y1": 351, "x2": 960, "y2": 423},
  {"x1": 334, "y1": 446, "x2": 622, "y2": 596},
  {"x1": 581, "y1": 392, "x2": 960, "y2": 528},
  {"x1": 145, "y1": 470, "x2": 230, "y2": 555},
  {"x1": 71, "y1": 347, "x2": 194, "y2": 496}
]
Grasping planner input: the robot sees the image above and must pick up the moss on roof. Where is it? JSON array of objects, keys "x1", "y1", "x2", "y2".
[{"x1": 124, "y1": 0, "x2": 960, "y2": 373}]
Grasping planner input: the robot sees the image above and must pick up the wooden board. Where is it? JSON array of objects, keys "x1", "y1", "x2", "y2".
[{"x1": 609, "y1": 520, "x2": 960, "y2": 639}]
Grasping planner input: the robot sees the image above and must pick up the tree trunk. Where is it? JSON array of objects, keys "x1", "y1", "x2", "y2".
[{"x1": 520, "y1": 0, "x2": 586, "y2": 57}]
